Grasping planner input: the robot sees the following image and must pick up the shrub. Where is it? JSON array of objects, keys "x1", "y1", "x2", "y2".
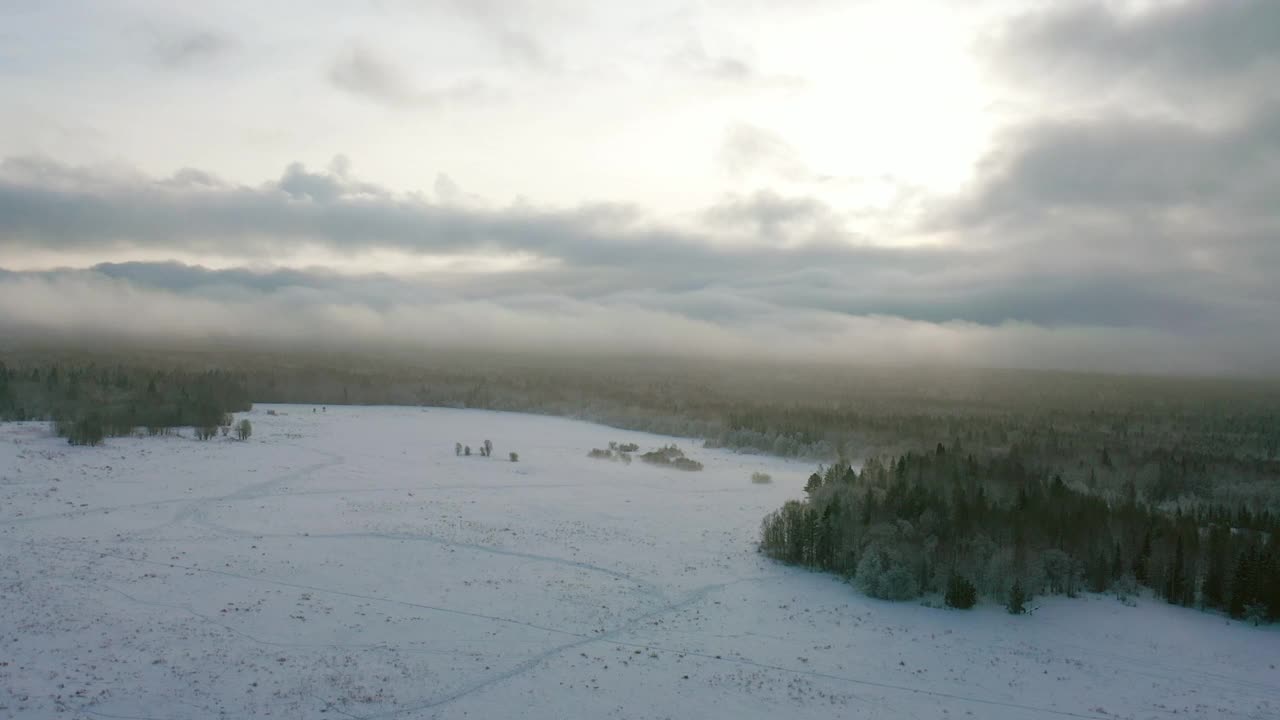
[
  {"x1": 751, "y1": 472, "x2": 773, "y2": 484},
  {"x1": 945, "y1": 574, "x2": 977, "y2": 609},
  {"x1": 588, "y1": 448, "x2": 613, "y2": 460},
  {"x1": 639, "y1": 444, "x2": 703, "y2": 470},
  {"x1": 63, "y1": 414, "x2": 105, "y2": 446},
  {"x1": 640, "y1": 445, "x2": 684, "y2": 463},
  {"x1": 1113, "y1": 572, "x2": 1138, "y2": 606},
  {"x1": 1245, "y1": 602, "x2": 1268, "y2": 626},
  {"x1": 1007, "y1": 579, "x2": 1027, "y2": 614},
  {"x1": 509, "y1": 452, "x2": 519, "y2": 462}
]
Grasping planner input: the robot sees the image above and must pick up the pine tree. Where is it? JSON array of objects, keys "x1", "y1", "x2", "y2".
[
  {"x1": 945, "y1": 574, "x2": 977, "y2": 609},
  {"x1": 1134, "y1": 532, "x2": 1152, "y2": 585},
  {"x1": 805, "y1": 473, "x2": 822, "y2": 497},
  {"x1": 1007, "y1": 579, "x2": 1027, "y2": 615},
  {"x1": 1202, "y1": 526, "x2": 1228, "y2": 609},
  {"x1": 1230, "y1": 547, "x2": 1258, "y2": 619},
  {"x1": 1165, "y1": 534, "x2": 1184, "y2": 604}
]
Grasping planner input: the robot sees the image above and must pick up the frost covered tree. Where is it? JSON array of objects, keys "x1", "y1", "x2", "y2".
[
  {"x1": 855, "y1": 548, "x2": 920, "y2": 601},
  {"x1": 235, "y1": 419, "x2": 252, "y2": 441}
]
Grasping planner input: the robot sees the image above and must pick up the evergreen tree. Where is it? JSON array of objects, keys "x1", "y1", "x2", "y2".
[
  {"x1": 1230, "y1": 547, "x2": 1259, "y2": 619},
  {"x1": 1165, "y1": 534, "x2": 1184, "y2": 604},
  {"x1": 945, "y1": 574, "x2": 977, "y2": 609},
  {"x1": 1007, "y1": 579, "x2": 1027, "y2": 614},
  {"x1": 1202, "y1": 526, "x2": 1229, "y2": 609}
]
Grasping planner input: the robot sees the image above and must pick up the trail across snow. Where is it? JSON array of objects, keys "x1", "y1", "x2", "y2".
[{"x1": 1, "y1": 405, "x2": 1276, "y2": 719}]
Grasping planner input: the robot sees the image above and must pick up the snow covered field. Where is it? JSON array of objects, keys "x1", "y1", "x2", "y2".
[{"x1": 1, "y1": 405, "x2": 1276, "y2": 719}]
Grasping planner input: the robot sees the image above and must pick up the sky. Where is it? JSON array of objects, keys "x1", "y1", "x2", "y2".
[{"x1": 1, "y1": 0, "x2": 1278, "y2": 375}]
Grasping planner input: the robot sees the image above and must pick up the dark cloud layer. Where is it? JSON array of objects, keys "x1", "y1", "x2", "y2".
[
  {"x1": 994, "y1": 0, "x2": 1280, "y2": 96},
  {"x1": 1, "y1": 149, "x2": 1277, "y2": 374},
  {"x1": 952, "y1": 108, "x2": 1280, "y2": 227},
  {"x1": 0, "y1": 260, "x2": 1267, "y2": 376},
  {"x1": 936, "y1": 0, "x2": 1280, "y2": 356},
  {"x1": 0, "y1": 155, "x2": 942, "y2": 279}
]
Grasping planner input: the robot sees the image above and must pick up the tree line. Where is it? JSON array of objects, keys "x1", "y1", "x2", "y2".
[
  {"x1": 0, "y1": 361, "x2": 252, "y2": 445},
  {"x1": 230, "y1": 354, "x2": 1280, "y2": 512},
  {"x1": 760, "y1": 444, "x2": 1280, "y2": 623},
  {"x1": 5, "y1": 350, "x2": 1279, "y2": 518}
]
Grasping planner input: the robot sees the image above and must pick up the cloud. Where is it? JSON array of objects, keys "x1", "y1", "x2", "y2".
[
  {"x1": 704, "y1": 190, "x2": 843, "y2": 242},
  {"x1": 719, "y1": 124, "x2": 809, "y2": 179},
  {"x1": 2, "y1": 150, "x2": 1279, "y2": 375},
  {"x1": 446, "y1": 0, "x2": 554, "y2": 69},
  {"x1": 923, "y1": 0, "x2": 1280, "y2": 345},
  {"x1": 0, "y1": 155, "x2": 885, "y2": 276},
  {"x1": 152, "y1": 30, "x2": 233, "y2": 69},
  {"x1": 0, "y1": 263, "x2": 1268, "y2": 375},
  {"x1": 991, "y1": 0, "x2": 1280, "y2": 97},
  {"x1": 2, "y1": 2, "x2": 1277, "y2": 375},
  {"x1": 328, "y1": 46, "x2": 494, "y2": 109},
  {"x1": 950, "y1": 108, "x2": 1280, "y2": 223},
  {"x1": 668, "y1": 42, "x2": 802, "y2": 90}
]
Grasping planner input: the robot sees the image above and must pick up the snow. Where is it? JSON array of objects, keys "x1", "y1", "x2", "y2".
[{"x1": 1, "y1": 404, "x2": 1276, "y2": 719}]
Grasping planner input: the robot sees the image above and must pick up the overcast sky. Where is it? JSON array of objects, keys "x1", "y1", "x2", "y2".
[{"x1": 1, "y1": 0, "x2": 1277, "y2": 374}]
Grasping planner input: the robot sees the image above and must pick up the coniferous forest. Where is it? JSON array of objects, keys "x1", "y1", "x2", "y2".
[
  {"x1": 760, "y1": 447, "x2": 1280, "y2": 623},
  {"x1": 0, "y1": 361, "x2": 251, "y2": 444}
]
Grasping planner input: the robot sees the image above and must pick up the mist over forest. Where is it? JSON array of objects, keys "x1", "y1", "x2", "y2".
[{"x1": 4, "y1": 343, "x2": 1280, "y2": 627}]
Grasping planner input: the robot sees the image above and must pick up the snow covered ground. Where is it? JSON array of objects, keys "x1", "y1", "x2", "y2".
[{"x1": 1, "y1": 405, "x2": 1276, "y2": 720}]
